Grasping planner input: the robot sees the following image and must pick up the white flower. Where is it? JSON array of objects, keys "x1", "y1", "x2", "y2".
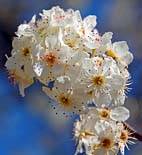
[
  {"x1": 64, "y1": 50, "x2": 89, "y2": 82},
  {"x1": 5, "y1": 56, "x2": 33, "y2": 96},
  {"x1": 62, "y1": 27, "x2": 89, "y2": 52},
  {"x1": 85, "y1": 32, "x2": 113, "y2": 56},
  {"x1": 5, "y1": 36, "x2": 36, "y2": 96},
  {"x1": 42, "y1": 76, "x2": 88, "y2": 114},
  {"x1": 73, "y1": 116, "x2": 97, "y2": 155},
  {"x1": 82, "y1": 105, "x2": 129, "y2": 122},
  {"x1": 33, "y1": 34, "x2": 73, "y2": 83},
  {"x1": 41, "y1": 6, "x2": 75, "y2": 27},
  {"x1": 79, "y1": 57, "x2": 125, "y2": 107},
  {"x1": 118, "y1": 123, "x2": 136, "y2": 155},
  {"x1": 11, "y1": 36, "x2": 36, "y2": 77},
  {"x1": 106, "y1": 41, "x2": 133, "y2": 66},
  {"x1": 34, "y1": 19, "x2": 60, "y2": 47},
  {"x1": 15, "y1": 15, "x2": 36, "y2": 37},
  {"x1": 89, "y1": 120, "x2": 120, "y2": 155},
  {"x1": 73, "y1": 10, "x2": 97, "y2": 38},
  {"x1": 73, "y1": 108, "x2": 131, "y2": 155}
]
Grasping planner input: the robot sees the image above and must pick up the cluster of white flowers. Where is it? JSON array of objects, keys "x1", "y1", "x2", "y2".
[
  {"x1": 73, "y1": 108, "x2": 136, "y2": 155},
  {"x1": 5, "y1": 6, "x2": 135, "y2": 155}
]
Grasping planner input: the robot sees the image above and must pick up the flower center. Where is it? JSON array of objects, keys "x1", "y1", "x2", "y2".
[
  {"x1": 100, "y1": 137, "x2": 114, "y2": 149},
  {"x1": 22, "y1": 48, "x2": 30, "y2": 57},
  {"x1": 92, "y1": 75, "x2": 105, "y2": 87},
  {"x1": 106, "y1": 50, "x2": 119, "y2": 60},
  {"x1": 120, "y1": 130, "x2": 128, "y2": 142},
  {"x1": 100, "y1": 109, "x2": 110, "y2": 119},
  {"x1": 58, "y1": 95, "x2": 71, "y2": 107},
  {"x1": 67, "y1": 41, "x2": 75, "y2": 48},
  {"x1": 45, "y1": 52, "x2": 56, "y2": 66}
]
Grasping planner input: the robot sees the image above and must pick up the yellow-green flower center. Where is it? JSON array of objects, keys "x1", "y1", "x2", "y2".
[{"x1": 92, "y1": 75, "x2": 105, "y2": 87}]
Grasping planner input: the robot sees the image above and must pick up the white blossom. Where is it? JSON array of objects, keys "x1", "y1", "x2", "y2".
[
  {"x1": 106, "y1": 41, "x2": 133, "y2": 66},
  {"x1": 5, "y1": 6, "x2": 135, "y2": 155}
]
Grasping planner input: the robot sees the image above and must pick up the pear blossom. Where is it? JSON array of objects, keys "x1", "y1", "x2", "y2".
[
  {"x1": 11, "y1": 36, "x2": 36, "y2": 76},
  {"x1": 40, "y1": 6, "x2": 75, "y2": 27},
  {"x1": 5, "y1": 6, "x2": 135, "y2": 155},
  {"x1": 79, "y1": 57, "x2": 125, "y2": 107},
  {"x1": 85, "y1": 32, "x2": 113, "y2": 56},
  {"x1": 15, "y1": 15, "x2": 36, "y2": 37},
  {"x1": 89, "y1": 120, "x2": 120, "y2": 155},
  {"x1": 5, "y1": 56, "x2": 34, "y2": 96},
  {"x1": 42, "y1": 76, "x2": 88, "y2": 115},
  {"x1": 118, "y1": 124, "x2": 136, "y2": 155},
  {"x1": 85, "y1": 106, "x2": 129, "y2": 122},
  {"x1": 73, "y1": 111, "x2": 134, "y2": 155},
  {"x1": 106, "y1": 41, "x2": 133, "y2": 66},
  {"x1": 73, "y1": 10, "x2": 97, "y2": 38}
]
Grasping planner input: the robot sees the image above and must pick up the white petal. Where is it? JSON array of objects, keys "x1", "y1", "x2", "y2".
[
  {"x1": 51, "y1": 63, "x2": 65, "y2": 77},
  {"x1": 95, "y1": 120, "x2": 110, "y2": 134},
  {"x1": 113, "y1": 41, "x2": 133, "y2": 64},
  {"x1": 113, "y1": 41, "x2": 129, "y2": 53},
  {"x1": 106, "y1": 75, "x2": 125, "y2": 90},
  {"x1": 123, "y1": 52, "x2": 133, "y2": 65},
  {"x1": 83, "y1": 15, "x2": 97, "y2": 31},
  {"x1": 55, "y1": 76, "x2": 71, "y2": 93},
  {"x1": 45, "y1": 35, "x2": 58, "y2": 49},
  {"x1": 68, "y1": 51, "x2": 88, "y2": 65},
  {"x1": 73, "y1": 10, "x2": 82, "y2": 29},
  {"x1": 110, "y1": 106, "x2": 130, "y2": 121},
  {"x1": 95, "y1": 93, "x2": 111, "y2": 108},
  {"x1": 29, "y1": 15, "x2": 36, "y2": 23},
  {"x1": 101, "y1": 32, "x2": 113, "y2": 45},
  {"x1": 16, "y1": 24, "x2": 33, "y2": 37}
]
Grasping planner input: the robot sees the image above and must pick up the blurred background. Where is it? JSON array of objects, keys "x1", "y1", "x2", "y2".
[{"x1": 0, "y1": 0, "x2": 142, "y2": 155}]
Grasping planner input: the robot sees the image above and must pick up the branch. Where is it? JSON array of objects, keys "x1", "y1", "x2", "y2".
[{"x1": 123, "y1": 122, "x2": 142, "y2": 142}]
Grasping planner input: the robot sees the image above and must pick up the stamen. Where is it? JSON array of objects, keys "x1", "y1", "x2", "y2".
[
  {"x1": 106, "y1": 50, "x2": 119, "y2": 60},
  {"x1": 92, "y1": 75, "x2": 105, "y2": 87},
  {"x1": 100, "y1": 108, "x2": 110, "y2": 119},
  {"x1": 22, "y1": 48, "x2": 30, "y2": 57},
  {"x1": 100, "y1": 137, "x2": 114, "y2": 149},
  {"x1": 42, "y1": 52, "x2": 56, "y2": 66},
  {"x1": 58, "y1": 94, "x2": 72, "y2": 107}
]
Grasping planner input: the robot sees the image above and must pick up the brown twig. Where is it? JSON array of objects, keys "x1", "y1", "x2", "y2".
[{"x1": 123, "y1": 122, "x2": 142, "y2": 142}]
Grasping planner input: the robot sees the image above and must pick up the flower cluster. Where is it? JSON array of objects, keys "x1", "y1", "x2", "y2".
[
  {"x1": 5, "y1": 6, "x2": 134, "y2": 155},
  {"x1": 73, "y1": 108, "x2": 136, "y2": 155}
]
